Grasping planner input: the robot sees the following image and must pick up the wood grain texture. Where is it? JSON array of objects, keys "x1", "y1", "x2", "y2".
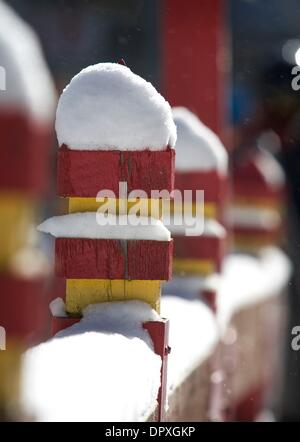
[
  {"x1": 57, "y1": 146, "x2": 175, "y2": 197},
  {"x1": 55, "y1": 238, "x2": 173, "y2": 280},
  {"x1": 65, "y1": 279, "x2": 162, "y2": 314}
]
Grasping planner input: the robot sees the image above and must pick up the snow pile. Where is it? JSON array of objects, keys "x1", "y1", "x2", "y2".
[
  {"x1": 0, "y1": 1, "x2": 56, "y2": 122},
  {"x1": 217, "y1": 247, "x2": 291, "y2": 332},
  {"x1": 163, "y1": 274, "x2": 220, "y2": 300},
  {"x1": 255, "y1": 149, "x2": 285, "y2": 190},
  {"x1": 161, "y1": 295, "x2": 219, "y2": 393},
  {"x1": 172, "y1": 107, "x2": 228, "y2": 174},
  {"x1": 55, "y1": 63, "x2": 176, "y2": 150},
  {"x1": 38, "y1": 212, "x2": 171, "y2": 241},
  {"x1": 165, "y1": 215, "x2": 226, "y2": 237},
  {"x1": 49, "y1": 297, "x2": 67, "y2": 317},
  {"x1": 21, "y1": 301, "x2": 161, "y2": 422},
  {"x1": 228, "y1": 206, "x2": 281, "y2": 229}
]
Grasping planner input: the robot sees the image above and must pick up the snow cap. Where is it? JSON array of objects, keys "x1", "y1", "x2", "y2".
[
  {"x1": 172, "y1": 107, "x2": 228, "y2": 174},
  {"x1": 55, "y1": 63, "x2": 176, "y2": 151},
  {"x1": 0, "y1": 1, "x2": 56, "y2": 122},
  {"x1": 38, "y1": 212, "x2": 171, "y2": 241}
]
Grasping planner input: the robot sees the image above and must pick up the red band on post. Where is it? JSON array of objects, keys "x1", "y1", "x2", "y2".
[
  {"x1": 57, "y1": 146, "x2": 175, "y2": 198},
  {"x1": 0, "y1": 111, "x2": 51, "y2": 196},
  {"x1": 173, "y1": 235, "x2": 225, "y2": 272},
  {"x1": 55, "y1": 238, "x2": 173, "y2": 280},
  {"x1": 51, "y1": 315, "x2": 81, "y2": 336},
  {"x1": 0, "y1": 274, "x2": 48, "y2": 346}
]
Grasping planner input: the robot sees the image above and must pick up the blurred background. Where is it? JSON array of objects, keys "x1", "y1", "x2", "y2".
[{"x1": 1, "y1": 0, "x2": 300, "y2": 421}]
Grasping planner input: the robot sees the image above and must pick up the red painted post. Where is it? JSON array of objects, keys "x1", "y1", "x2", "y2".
[
  {"x1": 0, "y1": 2, "x2": 55, "y2": 420},
  {"x1": 162, "y1": 0, "x2": 228, "y2": 136},
  {"x1": 231, "y1": 148, "x2": 286, "y2": 252},
  {"x1": 168, "y1": 108, "x2": 228, "y2": 282},
  {"x1": 201, "y1": 288, "x2": 217, "y2": 314},
  {"x1": 41, "y1": 62, "x2": 175, "y2": 422},
  {"x1": 143, "y1": 319, "x2": 170, "y2": 422},
  {"x1": 51, "y1": 316, "x2": 81, "y2": 336}
]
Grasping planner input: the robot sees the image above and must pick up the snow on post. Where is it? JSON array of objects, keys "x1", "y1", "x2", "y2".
[
  {"x1": 39, "y1": 62, "x2": 175, "y2": 421},
  {"x1": 0, "y1": 0, "x2": 55, "y2": 420},
  {"x1": 0, "y1": 0, "x2": 56, "y2": 196},
  {"x1": 56, "y1": 62, "x2": 176, "y2": 197},
  {"x1": 165, "y1": 108, "x2": 228, "y2": 303},
  {"x1": 230, "y1": 144, "x2": 286, "y2": 253}
]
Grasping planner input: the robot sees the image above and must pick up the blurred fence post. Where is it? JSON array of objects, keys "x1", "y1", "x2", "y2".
[{"x1": 162, "y1": 0, "x2": 228, "y2": 136}]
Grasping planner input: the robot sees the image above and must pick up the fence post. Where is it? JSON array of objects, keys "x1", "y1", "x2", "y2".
[
  {"x1": 230, "y1": 147, "x2": 286, "y2": 421},
  {"x1": 231, "y1": 147, "x2": 285, "y2": 254},
  {"x1": 168, "y1": 108, "x2": 228, "y2": 301},
  {"x1": 0, "y1": 3, "x2": 55, "y2": 420},
  {"x1": 163, "y1": 107, "x2": 232, "y2": 420},
  {"x1": 41, "y1": 62, "x2": 175, "y2": 421}
]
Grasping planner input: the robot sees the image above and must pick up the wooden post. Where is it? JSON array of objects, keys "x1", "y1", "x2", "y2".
[
  {"x1": 162, "y1": 0, "x2": 228, "y2": 136},
  {"x1": 0, "y1": 2, "x2": 55, "y2": 419},
  {"x1": 231, "y1": 148, "x2": 285, "y2": 253},
  {"x1": 143, "y1": 320, "x2": 170, "y2": 421},
  {"x1": 168, "y1": 108, "x2": 228, "y2": 283},
  {"x1": 0, "y1": 114, "x2": 51, "y2": 420},
  {"x1": 46, "y1": 62, "x2": 175, "y2": 420},
  {"x1": 165, "y1": 108, "x2": 231, "y2": 421}
]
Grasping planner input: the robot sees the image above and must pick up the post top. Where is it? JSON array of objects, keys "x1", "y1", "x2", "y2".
[
  {"x1": 172, "y1": 107, "x2": 228, "y2": 175},
  {"x1": 55, "y1": 63, "x2": 176, "y2": 152},
  {"x1": 0, "y1": 1, "x2": 56, "y2": 123}
]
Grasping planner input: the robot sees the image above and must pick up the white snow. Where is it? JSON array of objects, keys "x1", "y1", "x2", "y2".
[
  {"x1": 21, "y1": 301, "x2": 162, "y2": 422},
  {"x1": 165, "y1": 215, "x2": 226, "y2": 237},
  {"x1": 38, "y1": 212, "x2": 171, "y2": 241},
  {"x1": 55, "y1": 63, "x2": 176, "y2": 150},
  {"x1": 163, "y1": 274, "x2": 221, "y2": 300},
  {"x1": 255, "y1": 149, "x2": 285, "y2": 190},
  {"x1": 49, "y1": 297, "x2": 67, "y2": 317},
  {"x1": 172, "y1": 107, "x2": 228, "y2": 174},
  {"x1": 217, "y1": 247, "x2": 291, "y2": 333},
  {"x1": 161, "y1": 295, "x2": 219, "y2": 393},
  {"x1": 20, "y1": 247, "x2": 291, "y2": 421},
  {"x1": 0, "y1": 1, "x2": 56, "y2": 122},
  {"x1": 228, "y1": 206, "x2": 281, "y2": 229}
]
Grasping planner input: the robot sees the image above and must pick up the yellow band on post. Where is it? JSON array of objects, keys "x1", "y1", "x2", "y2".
[
  {"x1": 233, "y1": 197, "x2": 282, "y2": 212},
  {"x1": 233, "y1": 234, "x2": 280, "y2": 253},
  {"x1": 0, "y1": 340, "x2": 23, "y2": 413},
  {"x1": 0, "y1": 193, "x2": 35, "y2": 269},
  {"x1": 173, "y1": 258, "x2": 216, "y2": 276},
  {"x1": 169, "y1": 201, "x2": 217, "y2": 219},
  {"x1": 66, "y1": 279, "x2": 162, "y2": 314},
  {"x1": 68, "y1": 197, "x2": 163, "y2": 219}
]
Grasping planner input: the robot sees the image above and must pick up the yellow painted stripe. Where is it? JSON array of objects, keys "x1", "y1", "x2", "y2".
[
  {"x1": 68, "y1": 197, "x2": 163, "y2": 219},
  {"x1": 233, "y1": 234, "x2": 280, "y2": 253},
  {"x1": 169, "y1": 201, "x2": 217, "y2": 219},
  {"x1": 173, "y1": 258, "x2": 216, "y2": 276},
  {"x1": 233, "y1": 197, "x2": 282, "y2": 211},
  {"x1": 0, "y1": 193, "x2": 35, "y2": 269},
  {"x1": 0, "y1": 340, "x2": 23, "y2": 409},
  {"x1": 66, "y1": 279, "x2": 162, "y2": 314}
]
